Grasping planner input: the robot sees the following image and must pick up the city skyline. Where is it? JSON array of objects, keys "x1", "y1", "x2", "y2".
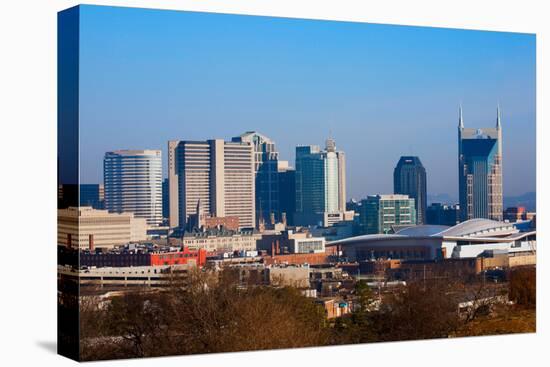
[{"x1": 77, "y1": 5, "x2": 536, "y2": 200}]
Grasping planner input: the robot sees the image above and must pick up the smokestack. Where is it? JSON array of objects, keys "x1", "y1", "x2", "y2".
[
  {"x1": 89, "y1": 234, "x2": 94, "y2": 251},
  {"x1": 270, "y1": 212, "x2": 275, "y2": 225},
  {"x1": 281, "y1": 212, "x2": 287, "y2": 226}
]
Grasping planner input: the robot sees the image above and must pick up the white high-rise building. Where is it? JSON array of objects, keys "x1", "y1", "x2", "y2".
[
  {"x1": 104, "y1": 150, "x2": 163, "y2": 226},
  {"x1": 294, "y1": 137, "x2": 348, "y2": 226},
  {"x1": 168, "y1": 139, "x2": 255, "y2": 229}
]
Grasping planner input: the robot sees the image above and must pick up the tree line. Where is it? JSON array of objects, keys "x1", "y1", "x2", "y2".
[{"x1": 78, "y1": 266, "x2": 536, "y2": 361}]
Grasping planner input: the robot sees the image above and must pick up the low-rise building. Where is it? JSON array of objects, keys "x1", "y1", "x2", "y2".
[
  {"x1": 267, "y1": 266, "x2": 310, "y2": 288},
  {"x1": 58, "y1": 206, "x2": 147, "y2": 249},
  {"x1": 58, "y1": 263, "x2": 192, "y2": 289},
  {"x1": 257, "y1": 229, "x2": 326, "y2": 254},
  {"x1": 78, "y1": 244, "x2": 207, "y2": 268},
  {"x1": 315, "y1": 298, "x2": 353, "y2": 319},
  {"x1": 175, "y1": 228, "x2": 260, "y2": 252}
]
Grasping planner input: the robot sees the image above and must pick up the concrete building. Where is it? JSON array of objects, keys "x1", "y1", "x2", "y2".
[
  {"x1": 168, "y1": 139, "x2": 255, "y2": 230},
  {"x1": 58, "y1": 206, "x2": 147, "y2": 249},
  {"x1": 267, "y1": 266, "x2": 310, "y2": 288},
  {"x1": 177, "y1": 228, "x2": 261, "y2": 252},
  {"x1": 257, "y1": 230, "x2": 326, "y2": 254},
  {"x1": 294, "y1": 137, "x2": 347, "y2": 226},
  {"x1": 394, "y1": 156, "x2": 427, "y2": 224},
  {"x1": 104, "y1": 150, "x2": 163, "y2": 226},
  {"x1": 233, "y1": 132, "x2": 280, "y2": 224},
  {"x1": 78, "y1": 244, "x2": 207, "y2": 268},
  {"x1": 458, "y1": 106, "x2": 503, "y2": 221},
  {"x1": 359, "y1": 194, "x2": 416, "y2": 234},
  {"x1": 58, "y1": 264, "x2": 192, "y2": 289}
]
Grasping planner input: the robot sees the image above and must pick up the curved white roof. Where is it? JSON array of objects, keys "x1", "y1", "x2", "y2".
[
  {"x1": 436, "y1": 218, "x2": 517, "y2": 237},
  {"x1": 328, "y1": 218, "x2": 522, "y2": 246},
  {"x1": 395, "y1": 225, "x2": 450, "y2": 237}
]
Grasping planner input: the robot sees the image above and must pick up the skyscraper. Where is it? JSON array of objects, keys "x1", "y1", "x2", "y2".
[
  {"x1": 103, "y1": 150, "x2": 163, "y2": 226},
  {"x1": 162, "y1": 178, "x2": 169, "y2": 220},
  {"x1": 458, "y1": 106, "x2": 503, "y2": 222},
  {"x1": 393, "y1": 156, "x2": 427, "y2": 224},
  {"x1": 168, "y1": 139, "x2": 255, "y2": 229},
  {"x1": 278, "y1": 161, "x2": 296, "y2": 226},
  {"x1": 294, "y1": 137, "x2": 347, "y2": 226},
  {"x1": 232, "y1": 132, "x2": 280, "y2": 224}
]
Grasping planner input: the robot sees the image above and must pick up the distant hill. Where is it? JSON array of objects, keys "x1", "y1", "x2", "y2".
[
  {"x1": 427, "y1": 193, "x2": 458, "y2": 205},
  {"x1": 428, "y1": 192, "x2": 536, "y2": 212}
]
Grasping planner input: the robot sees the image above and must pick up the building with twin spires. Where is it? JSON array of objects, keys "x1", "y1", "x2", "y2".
[{"x1": 458, "y1": 106, "x2": 503, "y2": 222}]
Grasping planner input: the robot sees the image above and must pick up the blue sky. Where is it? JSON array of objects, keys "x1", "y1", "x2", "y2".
[{"x1": 78, "y1": 5, "x2": 536, "y2": 200}]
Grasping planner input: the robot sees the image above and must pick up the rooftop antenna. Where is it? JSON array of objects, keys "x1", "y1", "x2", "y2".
[
  {"x1": 496, "y1": 103, "x2": 501, "y2": 129},
  {"x1": 458, "y1": 103, "x2": 464, "y2": 128}
]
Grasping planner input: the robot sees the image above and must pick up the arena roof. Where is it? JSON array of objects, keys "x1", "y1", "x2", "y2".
[
  {"x1": 329, "y1": 219, "x2": 528, "y2": 246},
  {"x1": 436, "y1": 218, "x2": 517, "y2": 237}
]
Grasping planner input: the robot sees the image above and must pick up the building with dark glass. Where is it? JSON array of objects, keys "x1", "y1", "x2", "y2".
[
  {"x1": 278, "y1": 164, "x2": 296, "y2": 226},
  {"x1": 426, "y1": 203, "x2": 459, "y2": 226},
  {"x1": 393, "y1": 156, "x2": 427, "y2": 224},
  {"x1": 359, "y1": 194, "x2": 416, "y2": 234},
  {"x1": 294, "y1": 138, "x2": 347, "y2": 226},
  {"x1": 162, "y1": 178, "x2": 169, "y2": 220},
  {"x1": 233, "y1": 132, "x2": 280, "y2": 225},
  {"x1": 79, "y1": 184, "x2": 104, "y2": 209},
  {"x1": 458, "y1": 106, "x2": 503, "y2": 222}
]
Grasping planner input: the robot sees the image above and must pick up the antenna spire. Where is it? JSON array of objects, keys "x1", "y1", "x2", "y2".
[
  {"x1": 459, "y1": 104, "x2": 464, "y2": 128},
  {"x1": 496, "y1": 103, "x2": 501, "y2": 129}
]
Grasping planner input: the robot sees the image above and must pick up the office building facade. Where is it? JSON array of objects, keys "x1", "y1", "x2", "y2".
[
  {"x1": 104, "y1": 150, "x2": 163, "y2": 226},
  {"x1": 278, "y1": 162, "x2": 296, "y2": 226},
  {"x1": 360, "y1": 194, "x2": 416, "y2": 234},
  {"x1": 394, "y1": 156, "x2": 427, "y2": 224},
  {"x1": 232, "y1": 132, "x2": 280, "y2": 224},
  {"x1": 168, "y1": 139, "x2": 255, "y2": 229},
  {"x1": 79, "y1": 184, "x2": 104, "y2": 209},
  {"x1": 458, "y1": 106, "x2": 503, "y2": 221},
  {"x1": 162, "y1": 178, "x2": 169, "y2": 220},
  {"x1": 426, "y1": 203, "x2": 460, "y2": 226},
  {"x1": 58, "y1": 206, "x2": 147, "y2": 249},
  {"x1": 294, "y1": 138, "x2": 347, "y2": 226}
]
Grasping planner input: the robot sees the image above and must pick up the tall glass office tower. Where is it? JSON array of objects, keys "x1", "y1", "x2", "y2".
[
  {"x1": 294, "y1": 138, "x2": 347, "y2": 226},
  {"x1": 104, "y1": 150, "x2": 163, "y2": 226},
  {"x1": 232, "y1": 132, "x2": 280, "y2": 224},
  {"x1": 394, "y1": 156, "x2": 427, "y2": 224},
  {"x1": 458, "y1": 106, "x2": 503, "y2": 222}
]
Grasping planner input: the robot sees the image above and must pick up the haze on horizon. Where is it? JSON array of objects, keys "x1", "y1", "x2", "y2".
[{"x1": 77, "y1": 5, "x2": 536, "y2": 201}]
